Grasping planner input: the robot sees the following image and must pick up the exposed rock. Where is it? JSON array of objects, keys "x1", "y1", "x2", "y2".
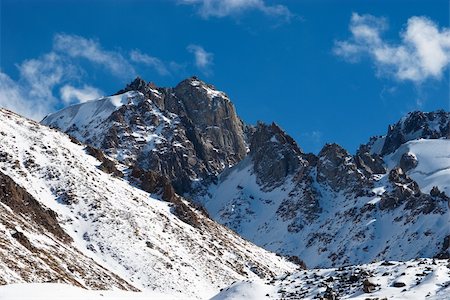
[
  {"x1": 285, "y1": 255, "x2": 307, "y2": 269},
  {"x1": 435, "y1": 235, "x2": 450, "y2": 259},
  {"x1": 323, "y1": 285, "x2": 337, "y2": 300},
  {"x1": 250, "y1": 122, "x2": 308, "y2": 190},
  {"x1": 129, "y1": 166, "x2": 205, "y2": 228},
  {"x1": 317, "y1": 143, "x2": 368, "y2": 193},
  {"x1": 0, "y1": 171, "x2": 72, "y2": 243},
  {"x1": 11, "y1": 230, "x2": 34, "y2": 251},
  {"x1": 355, "y1": 145, "x2": 386, "y2": 176},
  {"x1": 380, "y1": 168, "x2": 440, "y2": 215},
  {"x1": 378, "y1": 110, "x2": 450, "y2": 155},
  {"x1": 85, "y1": 145, "x2": 123, "y2": 177},
  {"x1": 44, "y1": 77, "x2": 248, "y2": 194},
  {"x1": 276, "y1": 175, "x2": 321, "y2": 223},
  {"x1": 430, "y1": 186, "x2": 449, "y2": 201},
  {"x1": 399, "y1": 152, "x2": 418, "y2": 172},
  {"x1": 129, "y1": 166, "x2": 175, "y2": 202},
  {"x1": 392, "y1": 281, "x2": 406, "y2": 288},
  {"x1": 362, "y1": 278, "x2": 377, "y2": 293}
]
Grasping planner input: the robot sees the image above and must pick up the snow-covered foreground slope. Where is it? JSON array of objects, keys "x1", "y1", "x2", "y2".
[
  {"x1": 0, "y1": 283, "x2": 183, "y2": 300},
  {"x1": 213, "y1": 258, "x2": 450, "y2": 299},
  {"x1": 0, "y1": 108, "x2": 296, "y2": 299}
]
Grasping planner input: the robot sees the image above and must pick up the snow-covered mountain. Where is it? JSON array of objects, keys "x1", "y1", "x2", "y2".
[
  {"x1": 0, "y1": 108, "x2": 297, "y2": 299},
  {"x1": 40, "y1": 77, "x2": 449, "y2": 279},
  {"x1": 195, "y1": 114, "x2": 450, "y2": 268}
]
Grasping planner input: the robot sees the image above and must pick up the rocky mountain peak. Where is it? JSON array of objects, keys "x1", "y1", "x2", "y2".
[
  {"x1": 249, "y1": 122, "x2": 308, "y2": 190},
  {"x1": 377, "y1": 110, "x2": 450, "y2": 155},
  {"x1": 42, "y1": 76, "x2": 248, "y2": 194},
  {"x1": 250, "y1": 122, "x2": 302, "y2": 154},
  {"x1": 355, "y1": 144, "x2": 386, "y2": 177},
  {"x1": 116, "y1": 76, "x2": 150, "y2": 95},
  {"x1": 317, "y1": 143, "x2": 367, "y2": 193}
]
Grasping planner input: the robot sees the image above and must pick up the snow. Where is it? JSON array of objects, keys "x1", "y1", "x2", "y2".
[
  {"x1": 42, "y1": 91, "x2": 180, "y2": 164},
  {"x1": 210, "y1": 281, "x2": 273, "y2": 300},
  {"x1": 0, "y1": 283, "x2": 185, "y2": 300},
  {"x1": 367, "y1": 197, "x2": 381, "y2": 205},
  {"x1": 213, "y1": 259, "x2": 450, "y2": 300},
  {"x1": 42, "y1": 91, "x2": 142, "y2": 132},
  {"x1": 385, "y1": 139, "x2": 450, "y2": 195}
]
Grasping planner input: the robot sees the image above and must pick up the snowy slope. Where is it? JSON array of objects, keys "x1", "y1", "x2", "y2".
[
  {"x1": 41, "y1": 91, "x2": 142, "y2": 133},
  {"x1": 0, "y1": 108, "x2": 296, "y2": 299},
  {"x1": 0, "y1": 283, "x2": 184, "y2": 300},
  {"x1": 213, "y1": 258, "x2": 450, "y2": 299},
  {"x1": 385, "y1": 139, "x2": 450, "y2": 195},
  {"x1": 41, "y1": 90, "x2": 176, "y2": 164}
]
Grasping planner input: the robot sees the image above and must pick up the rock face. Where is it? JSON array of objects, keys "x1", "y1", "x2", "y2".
[
  {"x1": 354, "y1": 145, "x2": 386, "y2": 176},
  {"x1": 42, "y1": 77, "x2": 247, "y2": 193},
  {"x1": 250, "y1": 122, "x2": 308, "y2": 190},
  {"x1": 0, "y1": 172, "x2": 72, "y2": 243},
  {"x1": 316, "y1": 143, "x2": 368, "y2": 194},
  {"x1": 399, "y1": 152, "x2": 418, "y2": 172}
]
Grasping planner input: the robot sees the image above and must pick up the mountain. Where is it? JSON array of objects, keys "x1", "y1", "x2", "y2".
[
  {"x1": 42, "y1": 77, "x2": 247, "y2": 194},
  {"x1": 195, "y1": 113, "x2": 450, "y2": 268},
  {"x1": 41, "y1": 77, "x2": 450, "y2": 269},
  {"x1": 0, "y1": 108, "x2": 297, "y2": 299}
]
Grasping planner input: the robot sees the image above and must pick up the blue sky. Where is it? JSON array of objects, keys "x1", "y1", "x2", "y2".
[{"x1": 1, "y1": 0, "x2": 449, "y2": 153}]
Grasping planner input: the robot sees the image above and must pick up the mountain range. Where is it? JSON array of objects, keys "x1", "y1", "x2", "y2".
[{"x1": 0, "y1": 76, "x2": 449, "y2": 299}]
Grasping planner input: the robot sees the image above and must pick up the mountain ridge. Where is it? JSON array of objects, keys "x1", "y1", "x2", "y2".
[{"x1": 41, "y1": 77, "x2": 450, "y2": 270}]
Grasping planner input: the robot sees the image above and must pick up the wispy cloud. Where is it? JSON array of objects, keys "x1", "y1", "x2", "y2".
[
  {"x1": 180, "y1": 0, "x2": 292, "y2": 20},
  {"x1": 0, "y1": 33, "x2": 181, "y2": 120},
  {"x1": 1, "y1": 33, "x2": 218, "y2": 120},
  {"x1": 334, "y1": 13, "x2": 450, "y2": 83},
  {"x1": 0, "y1": 52, "x2": 80, "y2": 120},
  {"x1": 0, "y1": 71, "x2": 53, "y2": 120},
  {"x1": 130, "y1": 50, "x2": 170, "y2": 76},
  {"x1": 53, "y1": 33, "x2": 135, "y2": 78},
  {"x1": 187, "y1": 44, "x2": 214, "y2": 75},
  {"x1": 60, "y1": 84, "x2": 103, "y2": 104}
]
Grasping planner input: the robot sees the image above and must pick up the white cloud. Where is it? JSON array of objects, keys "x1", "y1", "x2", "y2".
[
  {"x1": 53, "y1": 33, "x2": 135, "y2": 78},
  {"x1": 18, "y1": 52, "x2": 77, "y2": 100},
  {"x1": 0, "y1": 71, "x2": 54, "y2": 120},
  {"x1": 0, "y1": 33, "x2": 180, "y2": 120},
  {"x1": 0, "y1": 52, "x2": 80, "y2": 120},
  {"x1": 334, "y1": 13, "x2": 450, "y2": 82},
  {"x1": 180, "y1": 0, "x2": 292, "y2": 20},
  {"x1": 60, "y1": 85, "x2": 103, "y2": 104},
  {"x1": 130, "y1": 50, "x2": 169, "y2": 75},
  {"x1": 187, "y1": 44, "x2": 213, "y2": 75}
]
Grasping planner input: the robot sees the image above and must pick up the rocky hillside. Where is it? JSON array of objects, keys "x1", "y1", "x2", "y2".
[
  {"x1": 0, "y1": 108, "x2": 297, "y2": 299},
  {"x1": 42, "y1": 77, "x2": 247, "y2": 193}
]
